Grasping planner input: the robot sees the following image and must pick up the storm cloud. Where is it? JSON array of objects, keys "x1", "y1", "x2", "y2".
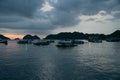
[
  {"x1": 0, "y1": 0, "x2": 44, "y2": 17},
  {"x1": 0, "y1": 0, "x2": 120, "y2": 35}
]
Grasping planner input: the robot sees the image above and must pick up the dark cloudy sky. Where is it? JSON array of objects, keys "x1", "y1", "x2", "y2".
[{"x1": 0, "y1": 0, "x2": 120, "y2": 38}]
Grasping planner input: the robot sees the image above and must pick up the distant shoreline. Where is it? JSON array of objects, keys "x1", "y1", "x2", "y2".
[{"x1": 0, "y1": 30, "x2": 120, "y2": 40}]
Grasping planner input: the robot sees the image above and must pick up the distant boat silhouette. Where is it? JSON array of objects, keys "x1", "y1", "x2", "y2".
[
  {"x1": 72, "y1": 40, "x2": 84, "y2": 44},
  {"x1": 106, "y1": 37, "x2": 120, "y2": 42},
  {"x1": 88, "y1": 37, "x2": 102, "y2": 43},
  {"x1": 0, "y1": 40, "x2": 8, "y2": 45},
  {"x1": 33, "y1": 40, "x2": 50, "y2": 46},
  {"x1": 17, "y1": 40, "x2": 32, "y2": 44},
  {"x1": 56, "y1": 40, "x2": 77, "y2": 48}
]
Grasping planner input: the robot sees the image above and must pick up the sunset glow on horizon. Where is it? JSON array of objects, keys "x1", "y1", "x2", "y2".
[
  {"x1": 3, "y1": 33, "x2": 24, "y2": 39},
  {"x1": 3, "y1": 33, "x2": 45, "y2": 39}
]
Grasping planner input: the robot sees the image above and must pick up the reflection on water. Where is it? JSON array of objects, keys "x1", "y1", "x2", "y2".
[{"x1": 0, "y1": 41, "x2": 120, "y2": 80}]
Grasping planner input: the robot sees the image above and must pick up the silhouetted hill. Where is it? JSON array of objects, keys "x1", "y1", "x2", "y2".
[
  {"x1": 45, "y1": 32, "x2": 106, "y2": 40},
  {"x1": 108, "y1": 30, "x2": 120, "y2": 38},
  {"x1": 106, "y1": 30, "x2": 120, "y2": 42},
  {"x1": 23, "y1": 35, "x2": 40, "y2": 40},
  {"x1": 14, "y1": 38, "x2": 20, "y2": 40},
  {"x1": 0, "y1": 34, "x2": 10, "y2": 40},
  {"x1": 33, "y1": 35, "x2": 40, "y2": 40}
]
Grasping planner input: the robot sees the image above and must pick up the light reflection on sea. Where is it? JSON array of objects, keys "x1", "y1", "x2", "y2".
[{"x1": 0, "y1": 41, "x2": 120, "y2": 80}]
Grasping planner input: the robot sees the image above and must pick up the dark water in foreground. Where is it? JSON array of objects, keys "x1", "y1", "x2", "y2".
[{"x1": 0, "y1": 41, "x2": 120, "y2": 80}]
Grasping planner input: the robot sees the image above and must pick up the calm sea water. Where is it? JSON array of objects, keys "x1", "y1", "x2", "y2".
[{"x1": 0, "y1": 41, "x2": 120, "y2": 80}]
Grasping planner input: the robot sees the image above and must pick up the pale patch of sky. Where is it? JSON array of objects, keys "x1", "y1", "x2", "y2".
[
  {"x1": 79, "y1": 10, "x2": 114, "y2": 22},
  {"x1": 40, "y1": 1, "x2": 54, "y2": 12},
  {"x1": 52, "y1": 10, "x2": 119, "y2": 34}
]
